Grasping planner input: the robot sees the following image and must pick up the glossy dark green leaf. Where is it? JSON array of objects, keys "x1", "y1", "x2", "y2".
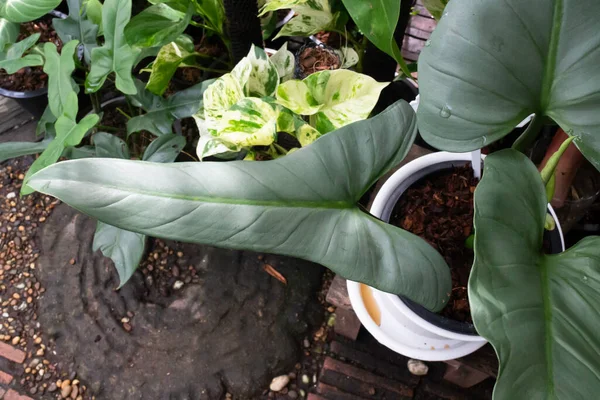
[
  {"x1": 29, "y1": 101, "x2": 452, "y2": 311},
  {"x1": 43, "y1": 41, "x2": 80, "y2": 119},
  {"x1": 127, "y1": 79, "x2": 212, "y2": 136},
  {"x1": 124, "y1": 2, "x2": 193, "y2": 48},
  {"x1": 142, "y1": 134, "x2": 185, "y2": 163},
  {"x1": 0, "y1": 17, "x2": 19, "y2": 49},
  {"x1": 471, "y1": 149, "x2": 600, "y2": 399},
  {"x1": 194, "y1": 0, "x2": 224, "y2": 35},
  {"x1": 418, "y1": 0, "x2": 600, "y2": 171},
  {"x1": 85, "y1": 0, "x2": 140, "y2": 94},
  {"x1": 93, "y1": 131, "x2": 130, "y2": 159},
  {"x1": 22, "y1": 107, "x2": 99, "y2": 195},
  {"x1": 93, "y1": 221, "x2": 146, "y2": 287},
  {"x1": 53, "y1": 0, "x2": 99, "y2": 64},
  {"x1": 0, "y1": 0, "x2": 61, "y2": 23},
  {"x1": 0, "y1": 139, "x2": 51, "y2": 162}
]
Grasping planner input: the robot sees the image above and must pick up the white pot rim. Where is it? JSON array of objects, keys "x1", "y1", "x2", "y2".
[{"x1": 349, "y1": 151, "x2": 565, "y2": 361}]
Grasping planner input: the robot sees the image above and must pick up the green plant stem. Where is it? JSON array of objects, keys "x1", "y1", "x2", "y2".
[
  {"x1": 273, "y1": 143, "x2": 288, "y2": 155},
  {"x1": 330, "y1": 28, "x2": 361, "y2": 48},
  {"x1": 190, "y1": 20, "x2": 218, "y2": 33},
  {"x1": 116, "y1": 107, "x2": 132, "y2": 120},
  {"x1": 90, "y1": 92, "x2": 101, "y2": 115},
  {"x1": 356, "y1": 35, "x2": 368, "y2": 73},
  {"x1": 512, "y1": 114, "x2": 543, "y2": 153},
  {"x1": 189, "y1": 64, "x2": 230, "y2": 74}
]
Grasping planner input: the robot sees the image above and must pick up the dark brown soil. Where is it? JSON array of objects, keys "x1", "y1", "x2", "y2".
[
  {"x1": 390, "y1": 164, "x2": 478, "y2": 323},
  {"x1": 314, "y1": 31, "x2": 343, "y2": 49},
  {"x1": 0, "y1": 16, "x2": 63, "y2": 92},
  {"x1": 299, "y1": 47, "x2": 340, "y2": 77},
  {"x1": 173, "y1": 37, "x2": 228, "y2": 86}
]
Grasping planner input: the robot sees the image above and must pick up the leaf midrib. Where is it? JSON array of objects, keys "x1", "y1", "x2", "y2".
[
  {"x1": 540, "y1": 0, "x2": 563, "y2": 111},
  {"x1": 38, "y1": 177, "x2": 356, "y2": 209},
  {"x1": 539, "y1": 258, "x2": 555, "y2": 397}
]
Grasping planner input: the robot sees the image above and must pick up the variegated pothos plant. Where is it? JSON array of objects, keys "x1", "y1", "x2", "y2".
[{"x1": 195, "y1": 44, "x2": 388, "y2": 160}]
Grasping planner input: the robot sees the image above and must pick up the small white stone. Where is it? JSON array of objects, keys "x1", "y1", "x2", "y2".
[
  {"x1": 269, "y1": 375, "x2": 290, "y2": 392},
  {"x1": 6, "y1": 192, "x2": 15, "y2": 199},
  {"x1": 407, "y1": 359, "x2": 429, "y2": 376},
  {"x1": 173, "y1": 280, "x2": 184, "y2": 290}
]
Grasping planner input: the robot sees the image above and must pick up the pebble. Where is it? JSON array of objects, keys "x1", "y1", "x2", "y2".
[
  {"x1": 269, "y1": 375, "x2": 290, "y2": 392},
  {"x1": 407, "y1": 359, "x2": 429, "y2": 376},
  {"x1": 61, "y1": 383, "x2": 72, "y2": 398},
  {"x1": 303, "y1": 339, "x2": 310, "y2": 348},
  {"x1": 301, "y1": 374, "x2": 310, "y2": 385},
  {"x1": 6, "y1": 192, "x2": 15, "y2": 199},
  {"x1": 173, "y1": 280, "x2": 184, "y2": 290},
  {"x1": 70, "y1": 384, "x2": 79, "y2": 398},
  {"x1": 288, "y1": 390, "x2": 298, "y2": 399},
  {"x1": 11, "y1": 336, "x2": 20, "y2": 345},
  {"x1": 48, "y1": 383, "x2": 57, "y2": 392}
]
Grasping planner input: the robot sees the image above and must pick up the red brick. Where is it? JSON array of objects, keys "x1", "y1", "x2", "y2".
[
  {"x1": 0, "y1": 388, "x2": 5, "y2": 398},
  {"x1": 443, "y1": 360, "x2": 490, "y2": 388},
  {"x1": 317, "y1": 382, "x2": 370, "y2": 399},
  {"x1": 0, "y1": 370, "x2": 13, "y2": 385},
  {"x1": 326, "y1": 276, "x2": 352, "y2": 309},
  {"x1": 333, "y1": 307, "x2": 361, "y2": 340},
  {"x1": 322, "y1": 357, "x2": 414, "y2": 398},
  {"x1": 0, "y1": 342, "x2": 25, "y2": 364},
  {"x1": 4, "y1": 389, "x2": 33, "y2": 400},
  {"x1": 307, "y1": 395, "x2": 329, "y2": 400}
]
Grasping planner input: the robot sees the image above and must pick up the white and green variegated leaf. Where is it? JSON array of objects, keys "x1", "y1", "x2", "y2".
[
  {"x1": 146, "y1": 35, "x2": 196, "y2": 96},
  {"x1": 336, "y1": 47, "x2": 359, "y2": 69},
  {"x1": 269, "y1": 42, "x2": 294, "y2": 82},
  {"x1": 86, "y1": 0, "x2": 140, "y2": 95},
  {"x1": 43, "y1": 41, "x2": 80, "y2": 119},
  {"x1": 295, "y1": 120, "x2": 322, "y2": 146},
  {"x1": 195, "y1": 135, "x2": 241, "y2": 159},
  {"x1": 93, "y1": 221, "x2": 146, "y2": 288},
  {"x1": 0, "y1": 17, "x2": 19, "y2": 49},
  {"x1": 277, "y1": 0, "x2": 336, "y2": 38},
  {"x1": 216, "y1": 97, "x2": 279, "y2": 147},
  {"x1": 246, "y1": 45, "x2": 279, "y2": 97},
  {"x1": 201, "y1": 73, "x2": 245, "y2": 133},
  {"x1": 258, "y1": 0, "x2": 305, "y2": 15},
  {"x1": 277, "y1": 69, "x2": 389, "y2": 133},
  {"x1": 53, "y1": 0, "x2": 99, "y2": 64},
  {"x1": 0, "y1": 0, "x2": 61, "y2": 23},
  {"x1": 0, "y1": 33, "x2": 43, "y2": 74}
]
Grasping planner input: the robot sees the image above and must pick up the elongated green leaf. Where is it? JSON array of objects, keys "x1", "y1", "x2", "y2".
[
  {"x1": 0, "y1": 33, "x2": 43, "y2": 74},
  {"x1": 29, "y1": 101, "x2": 452, "y2": 311},
  {"x1": 36, "y1": 105, "x2": 58, "y2": 137},
  {"x1": 471, "y1": 149, "x2": 600, "y2": 399},
  {"x1": 142, "y1": 134, "x2": 185, "y2": 163},
  {"x1": 53, "y1": 0, "x2": 99, "y2": 64},
  {"x1": 93, "y1": 221, "x2": 146, "y2": 287},
  {"x1": 422, "y1": 0, "x2": 448, "y2": 20},
  {"x1": 127, "y1": 78, "x2": 213, "y2": 136},
  {"x1": 0, "y1": 139, "x2": 51, "y2": 162},
  {"x1": 43, "y1": 41, "x2": 79, "y2": 119},
  {"x1": 0, "y1": 0, "x2": 61, "y2": 23},
  {"x1": 195, "y1": 0, "x2": 224, "y2": 35},
  {"x1": 85, "y1": 0, "x2": 103, "y2": 34},
  {"x1": 22, "y1": 108, "x2": 99, "y2": 195},
  {"x1": 417, "y1": 0, "x2": 600, "y2": 171},
  {"x1": 124, "y1": 2, "x2": 192, "y2": 48},
  {"x1": 146, "y1": 36, "x2": 196, "y2": 96},
  {"x1": 277, "y1": 69, "x2": 389, "y2": 133},
  {"x1": 86, "y1": 0, "x2": 140, "y2": 95},
  {"x1": 0, "y1": 17, "x2": 19, "y2": 49},
  {"x1": 93, "y1": 132, "x2": 130, "y2": 159}
]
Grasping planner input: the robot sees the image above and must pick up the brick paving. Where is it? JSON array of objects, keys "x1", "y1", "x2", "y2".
[{"x1": 0, "y1": 342, "x2": 32, "y2": 400}]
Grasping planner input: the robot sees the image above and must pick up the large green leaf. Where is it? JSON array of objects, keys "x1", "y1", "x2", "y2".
[
  {"x1": 29, "y1": 101, "x2": 452, "y2": 311},
  {"x1": 0, "y1": 17, "x2": 19, "y2": 49},
  {"x1": 85, "y1": 0, "x2": 140, "y2": 95},
  {"x1": 417, "y1": 0, "x2": 600, "y2": 171},
  {"x1": 0, "y1": 139, "x2": 51, "y2": 162},
  {"x1": 260, "y1": 0, "x2": 337, "y2": 39},
  {"x1": 53, "y1": 0, "x2": 99, "y2": 64},
  {"x1": 471, "y1": 149, "x2": 600, "y2": 399},
  {"x1": 145, "y1": 35, "x2": 196, "y2": 96},
  {"x1": 22, "y1": 104, "x2": 99, "y2": 195},
  {"x1": 276, "y1": 69, "x2": 389, "y2": 133},
  {"x1": 124, "y1": 2, "x2": 193, "y2": 48},
  {"x1": 127, "y1": 78, "x2": 213, "y2": 136},
  {"x1": 93, "y1": 221, "x2": 146, "y2": 287},
  {"x1": 85, "y1": 0, "x2": 103, "y2": 34},
  {"x1": 93, "y1": 131, "x2": 130, "y2": 159},
  {"x1": 194, "y1": 0, "x2": 225, "y2": 35},
  {"x1": 43, "y1": 40, "x2": 79, "y2": 119},
  {"x1": 0, "y1": 0, "x2": 61, "y2": 23},
  {"x1": 0, "y1": 33, "x2": 43, "y2": 74},
  {"x1": 142, "y1": 134, "x2": 185, "y2": 163}
]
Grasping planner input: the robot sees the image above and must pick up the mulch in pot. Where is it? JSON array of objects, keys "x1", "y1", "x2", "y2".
[
  {"x1": 297, "y1": 45, "x2": 340, "y2": 78},
  {"x1": 0, "y1": 15, "x2": 63, "y2": 92},
  {"x1": 389, "y1": 163, "x2": 477, "y2": 324}
]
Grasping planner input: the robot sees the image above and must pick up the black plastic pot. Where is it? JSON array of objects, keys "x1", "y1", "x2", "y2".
[{"x1": 0, "y1": 10, "x2": 67, "y2": 119}]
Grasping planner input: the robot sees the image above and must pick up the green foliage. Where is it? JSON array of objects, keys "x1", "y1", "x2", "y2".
[
  {"x1": 93, "y1": 132, "x2": 130, "y2": 159},
  {"x1": 0, "y1": 140, "x2": 51, "y2": 163},
  {"x1": 127, "y1": 78, "x2": 214, "y2": 136},
  {"x1": 43, "y1": 40, "x2": 80, "y2": 118},
  {"x1": 86, "y1": 0, "x2": 140, "y2": 94},
  {"x1": 29, "y1": 101, "x2": 452, "y2": 310},
  {"x1": 0, "y1": 17, "x2": 19, "y2": 49},
  {"x1": 53, "y1": 0, "x2": 99, "y2": 64},
  {"x1": 471, "y1": 149, "x2": 600, "y2": 399},
  {"x1": 259, "y1": 0, "x2": 339, "y2": 39},
  {"x1": 0, "y1": 0, "x2": 61, "y2": 23},
  {"x1": 421, "y1": 0, "x2": 448, "y2": 20},
  {"x1": 145, "y1": 35, "x2": 197, "y2": 96},
  {"x1": 142, "y1": 134, "x2": 186, "y2": 162},
  {"x1": 417, "y1": 0, "x2": 600, "y2": 171},
  {"x1": 124, "y1": 2, "x2": 193, "y2": 48},
  {"x1": 0, "y1": 33, "x2": 43, "y2": 74}
]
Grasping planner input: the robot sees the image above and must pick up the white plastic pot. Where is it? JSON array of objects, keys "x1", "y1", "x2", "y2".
[{"x1": 348, "y1": 151, "x2": 565, "y2": 361}]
